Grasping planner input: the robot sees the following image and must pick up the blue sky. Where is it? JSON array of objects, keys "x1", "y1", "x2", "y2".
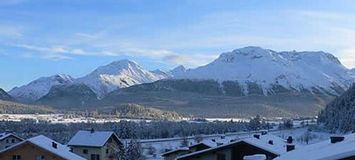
[{"x1": 1, "y1": 0, "x2": 355, "y2": 91}]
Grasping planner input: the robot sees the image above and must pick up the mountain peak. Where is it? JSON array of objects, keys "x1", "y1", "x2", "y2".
[
  {"x1": 92, "y1": 59, "x2": 142, "y2": 76},
  {"x1": 9, "y1": 74, "x2": 74, "y2": 102},
  {"x1": 233, "y1": 46, "x2": 271, "y2": 53},
  {"x1": 75, "y1": 59, "x2": 166, "y2": 97},
  {"x1": 173, "y1": 47, "x2": 353, "y2": 96},
  {"x1": 172, "y1": 65, "x2": 186, "y2": 72},
  {"x1": 109, "y1": 59, "x2": 138, "y2": 66}
]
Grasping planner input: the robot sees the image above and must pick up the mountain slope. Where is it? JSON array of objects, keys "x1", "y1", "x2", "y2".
[
  {"x1": 0, "y1": 88, "x2": 14, "y2": 101},
  {"x1": 173, "y1": 46, "x2": 353, "y2": 96},
  {"x1": 101, "y1": 79, "x2": 333, "y2": 118},
  {"x1": 9, "y1": 74, "x2": 74, "y2": 102},
  {"x1": 75, "y1": 60, "x2": 166, "y2": 98},
  {"x1": 99, "y1": 103, "x2": 181, "y2": 120},
  {"x1": 318, "y1": 84, "x2": 355, "y2": 132},
  {"x1": 0, "y1": 100, "x2": 55, "y2": 114},
  {"x1": 350, "y1": 68, "x2": 355, "y2": 78},
  {"x1": 37, "y1": 84, "x2": 98, "y2": 108}
]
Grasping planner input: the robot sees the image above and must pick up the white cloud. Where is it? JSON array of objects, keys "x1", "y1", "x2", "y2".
[{"x1": 11, "y1": 43, "x2": 216, "y2": 66}]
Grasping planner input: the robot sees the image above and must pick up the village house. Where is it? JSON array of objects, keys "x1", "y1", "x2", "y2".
[
  {"x1": 0, "y1": 132, "x2": 24, "y2": 150},
  {"x1": 176, "y1": 133, "x2": 293, "y2": 160},
  {"x1": 68, "y1": 129, "x2": 123, "y2": 160},
  {"x1": 0, "y1": 135, "x2": 86, "y2": 160},
  {"x1": 274, "y1": 133, "x2": 355, "y2": 160},
  {"x1": 162, "y1": 142, "x2": 213, "y2": 160}
]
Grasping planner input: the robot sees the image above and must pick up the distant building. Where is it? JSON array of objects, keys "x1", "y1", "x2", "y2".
[
  {"x1": 162, "y1": 142, "x2": 213, "y2": 160},
  {"x1": 68, "y1": 130, "x2": 123, "y2": 160},
  {"x1": 275, "y1": 134, "x2": 355, "y2": 160},
  {"x1": 177, "y1": 133, "x2": 291, "y2": 160},
  {"x1": 0, "y1": 135, "x2": 85, "y2": 160},
  {"x1": 0, "y1": 132, "x2": 24, "y2": 150}
]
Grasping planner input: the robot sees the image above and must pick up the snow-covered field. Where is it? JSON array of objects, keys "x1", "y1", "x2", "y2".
[{"x1": 0, "y1": 114, "x2": 152, "y2": 123}]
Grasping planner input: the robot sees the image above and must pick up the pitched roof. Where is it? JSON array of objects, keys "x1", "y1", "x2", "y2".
[
  {"x1": 68, "y1": 130, "x2": 120, "y2": 147},
  {"x1": 0, "y1": 132, "x2": 23, "y2": 141},
  {"x1": 177, "y1": 133, "x2": 288, "y2": 160},
  {"x1": 0, "y1": 135, "x2": 85, "y2": 160},
  {"x1": 274, "y1": 133, "x2": 355, "y2": 160},
  {"x1": 161, "y1": 147, "x2": 189, "y2": 156}
]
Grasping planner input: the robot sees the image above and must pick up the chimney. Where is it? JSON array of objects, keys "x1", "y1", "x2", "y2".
[
  {"x1": 52, "y1": 142, "x2": 57, "y2": 149},
  {"x1": 330, "y1": 136, "x2": 344, "y2": 144},
  {"x1": 287, "y1": 136, "x2": 293, "y2": 144},
  {"x1": 286, "y1": 144, "x2": 295, "y2": 152},
  {"x1": 268, "y1": 140, "x2": 273, "y2": 145},
  {"x1": 253, "y1": 134, "x2": 260, "y2": 139}
]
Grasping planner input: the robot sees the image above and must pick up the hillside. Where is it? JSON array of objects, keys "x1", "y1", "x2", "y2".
[
  {"x1": 0, "y1": 88, "x2": 14, "y2": 101},
  {"x1": 37, "y1": 84, "x2": 98, "y2": 108},
  {"x1": 0, "y1": 100, "x2": 55, "y2": 114},
  {"x1": 99, "y1": 103, "x2": 181, "y2": 120},
  {"x1": 101, "y1": 79, "x2": 333, "y2": 118},
  {"x1": 318, "y1": 84, "x2": 355, "y2": 132}
]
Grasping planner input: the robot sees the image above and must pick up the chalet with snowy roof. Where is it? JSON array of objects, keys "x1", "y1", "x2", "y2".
[
  {"x1": 275, "y1": 134, "x2": 355, "y2": 160},
  {"x1": 0, "y1": 132, "x2": 24, "y2": 150},
  {"x1": 162, "y1": 142, "x2": 213, "y2": 160},
  {"x1": 0, "y1": 135, "x2": 85, "y2": 160},
  {"x1": 177, "y1": 132, "x2": 292, "y2": 160},
  {"x1": 68, "y1": 129, "x2": 123, "y2": 160}
]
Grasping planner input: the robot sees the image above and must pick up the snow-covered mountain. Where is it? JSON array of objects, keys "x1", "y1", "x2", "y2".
[
  {"x1": 9, "y1": 74, "x2": 74, "y2": 102},
  {"x1": 173, "y1": 46, "x2": 353, "y2": 96},
  {"x1": 350, "y1": 68, "x2": 355, "y2": 78},
  {"x1": 169, "y1": 65, "x2": 187, "y2": 77},
  {"x1": 75, "y1": 60, "x2": 167, "y2": 98}
]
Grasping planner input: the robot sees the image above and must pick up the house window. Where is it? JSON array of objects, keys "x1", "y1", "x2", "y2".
[
  {"x1": 12, "y1": 155, "x2": 21, "y2": 160},
  {"x1": 106, "y1": 149, "x2": 109, "y2": 154},
  {"x1": 90, "y1": 154, "x2": 100, "y2": 160},
  {"x1": 83, "y1": 149, "x2": 88, "y2": 154},
  {"x1": 11, "y1": 139, "x2": 15, "y2": 143},
  {"x1": 36, "y1": 155, "x2": 45, "y2": 160},
  {"x1": 6, "y1": 139, "x2": 9, "y2": 143},
  {"x1": 217, "y1": 153, "x2": 226, "y2": 160}
]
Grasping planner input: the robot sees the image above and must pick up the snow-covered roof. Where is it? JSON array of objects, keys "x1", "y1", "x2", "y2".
[
  {"x1": 68, "y1": 130, "x2": 120, "y2": 147},
  {"x1": 0, "y1": 132, "x2": 23, "y2": 141},
  {"x1": 0, "y1": 135, "x2": 85, "y2": 160},
  {"x1": 177, "y1": 133, "x2": 288, "y2": 159},
  {"x1": 243, "y1": 154, "x2": 267, "y2": 160},
  {"x1": 161, "y1": 147, "x2": 189, "y2": 156},
  {"x1": 275, "y1": 133, "x2": 355, "y2": 160},
  {"x1": 162, "y1": 141, "x2": 215, "y2": 156},
  {"x1": 242, "y1": 133, "x2": 289, "y2": 155}
]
